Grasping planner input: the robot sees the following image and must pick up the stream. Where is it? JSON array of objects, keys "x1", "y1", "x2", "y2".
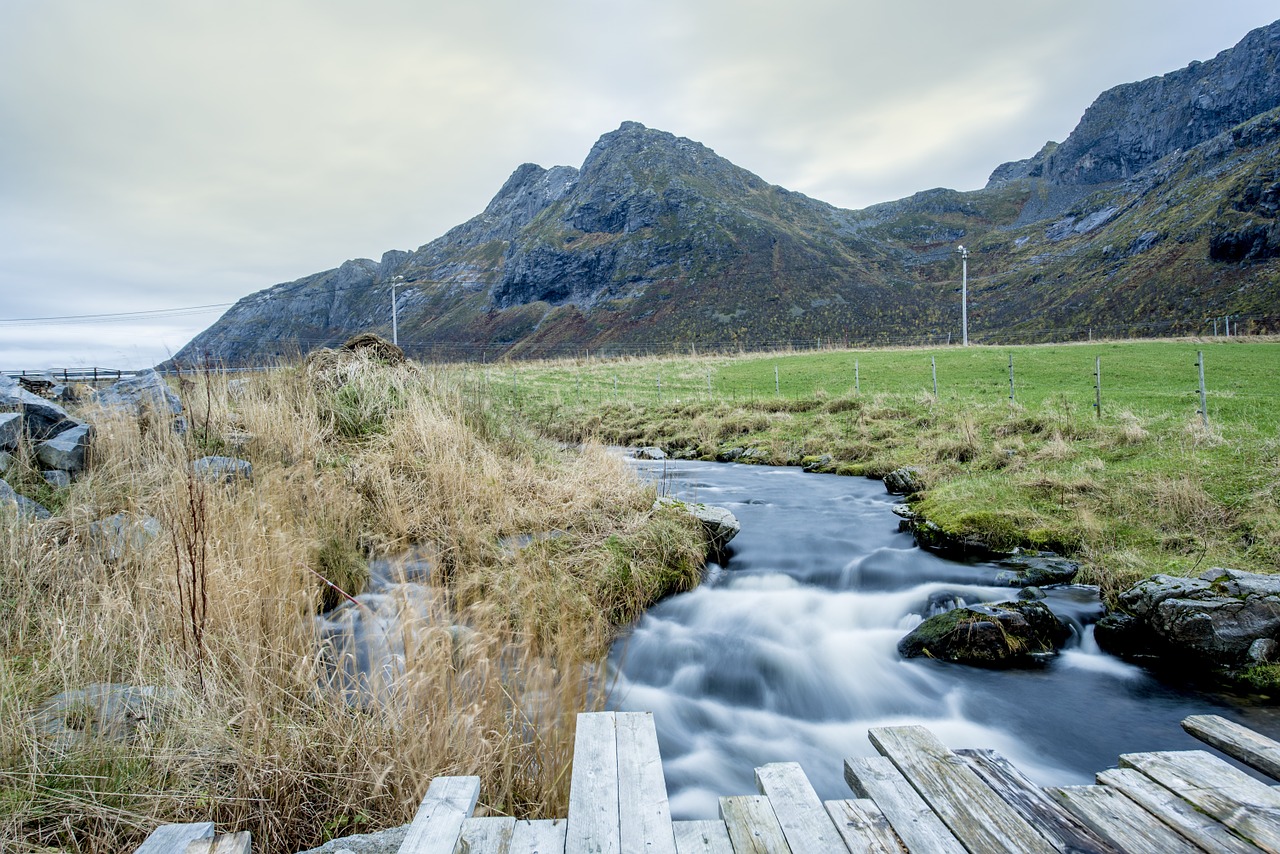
[{"x1": 609, "y1": 457, "x2": 1280, "y2": 819}]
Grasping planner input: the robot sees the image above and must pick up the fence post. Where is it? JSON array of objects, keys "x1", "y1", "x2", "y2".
[
  {"x1": 1008, "y1": 354, "x2": 1015, "y2": 404},
  {"x1": 1197, "y1": 351, "x2": 1208, "y2": 427},
  {"x1": 775, "y1": 364, "x2": 780, "y2": 396},
  {"x1": 931, "y1": 356, "x2": 938, "y2": 398},
  {"x1": 1094, "y1": 356, "x2": 1102, "y2": 418},
  {"x1": 855, "y1": 359, "x2": 860, "y2": 394}
]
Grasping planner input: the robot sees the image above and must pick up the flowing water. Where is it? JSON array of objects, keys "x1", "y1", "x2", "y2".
[{"x1": 609, "y1": 457, "x2": 1280, "y2": 819}]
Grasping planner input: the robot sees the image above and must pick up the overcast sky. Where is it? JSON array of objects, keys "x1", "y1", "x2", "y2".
[{"x1": 2, "y1": 0, "x2": 1277, "y2": 370}]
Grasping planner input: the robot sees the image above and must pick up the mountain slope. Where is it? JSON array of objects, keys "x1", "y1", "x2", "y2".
[{"x1": 170, "y1": 21, "x2": 1280, "y2": 367}]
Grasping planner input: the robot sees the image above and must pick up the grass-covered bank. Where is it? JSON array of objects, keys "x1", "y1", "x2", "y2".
[
  {"x1": 1, "y1": 350, "x2": 704, "y2": 852},
  {"x1": 491, "y1": 338, "x2": 1280, "y2": 603}
]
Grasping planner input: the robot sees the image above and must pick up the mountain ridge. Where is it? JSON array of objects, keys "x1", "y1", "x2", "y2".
[{"x1": 169, "y1": 20, "x2": 1280, "y2": 367}]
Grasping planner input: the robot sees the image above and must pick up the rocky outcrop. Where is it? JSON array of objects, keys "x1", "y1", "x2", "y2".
[
  {"x1": 654, "y1": 496, "x2": 740, "y2": 555},
  {"x1": 1095, "y1": 567, "x2": 1280, "y2": 672},
  {"x1": 882, "y1": 466, "x2": 924, "y2": 496},
  {"x1": 898, "y1": 600, "x2": 1071, "y2": 667}
]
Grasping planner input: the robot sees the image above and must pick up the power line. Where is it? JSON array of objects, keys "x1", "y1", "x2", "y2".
[{"x1": 0, "y1": 303, "x2": 234, "y2": 326}]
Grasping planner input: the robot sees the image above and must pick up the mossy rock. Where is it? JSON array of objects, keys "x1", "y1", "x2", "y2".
[{"x1": 898, "y1": 601, "x2": 1071, "y2": 667}]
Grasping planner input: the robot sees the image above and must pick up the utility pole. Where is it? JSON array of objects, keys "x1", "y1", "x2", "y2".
[
  {"x1": 956, "y1": 245, "x2": 970, "y2": 346},
  {"x1": 390, "y1": 275, "x2": 404, "y2": 346}
]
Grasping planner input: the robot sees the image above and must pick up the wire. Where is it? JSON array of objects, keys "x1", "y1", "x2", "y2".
[{"x1": 0, "y1": 303, "x2": 234, "y2": 326}]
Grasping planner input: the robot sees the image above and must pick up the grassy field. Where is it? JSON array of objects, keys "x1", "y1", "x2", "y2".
[
  {"x1": 0, "y1": 351, "x2": 704, "y2": 852},
  {"x1": 480, "y1": 338, "x2": 1280, "y2": 602}
]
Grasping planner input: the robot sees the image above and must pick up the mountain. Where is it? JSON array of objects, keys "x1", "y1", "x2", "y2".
[{"x1": 170, "y1": 20, "x2": 1280, "y2": 367}]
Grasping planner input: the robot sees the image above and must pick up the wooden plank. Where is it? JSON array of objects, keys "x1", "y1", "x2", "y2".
[
  {"x1": 753, "y1": 762, "x2": 849, "y2": 852},
  {"x1": 718, "y1": 795, "x2": 791, "y2": 854},
  {"x1": 1097, "y1": 767, "x2": 1263, "y2": 854},
  {"x1": 955, "y1": 748, "x2": 1120, "y2": 854},
  {"x1": 508, "y1": 819, "x2": 566, "y2": 854},
  {"x1": 565, "y1": 713, "x2": 620, "y2": 854},
  {"x1": 186, "y1": 833, "x2": 252, "y2": 854},
  {"x1": 456, "y1": 816, "x2": 517, "y2": 854},
  {"x1": 843, "y1": 757, "x2": 965, "y2": 854},
  {"x1": 1048, "y1": 785, "x2": 1201, "y2": 854},
  {"x1": 823, "y1": 799, "x2": 904, "y2": 854},
  {"x1": 1184, "y1": 714, "x2": 1280, "y2": 782},
  {"x1": 135, "y1": 822, "x2": 215, "y2": 853},
  {"x1": 867, "y1": 725, "x2": 1055, "y2": 854},
  {"x1": 1121, "y1": 750, "x2": 1280, "y2": 853},
  {"x1": 672, "y1": 820, "x2": 734, "y2": 854},
  {"x1": 615, "y1": 711, "x2": 677, "y2": 854},
  {"x1": 399, "y1": 776, "x2": 482, "y2": 854}
]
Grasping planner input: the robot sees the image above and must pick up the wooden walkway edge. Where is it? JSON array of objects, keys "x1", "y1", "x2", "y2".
[{"x1": 136, "y1": 711, "x2": 1280, "y2": 853}]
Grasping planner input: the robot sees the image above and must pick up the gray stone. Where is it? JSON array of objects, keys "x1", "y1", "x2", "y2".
[
  {"x1": 36, "y1": 423, "x2": 92, "y2": 472},
  {"x1": 0, "y1": 478, "x2": 51, "y2": 520},
  {"x1": 634, "y1": 446, "x2": 666, "y2": 460},
  {"x1": 654, "y1": 496, "x2": 740, "y2": 553},
  {"x1": 33, "y1": 683, "x2": 178, "y2": 749},
  {"x1": 89, "y1": 513, "x2": 163, "y2": 562},
  {"x1": 0, "y1": 375, "x2": 78, "y2": 440},
  {"x1": 994, "y1": 552, "x2": 1079, "y2": 587},
  {"x1": 898, "y1": 600, "x2": 1071, "y2": 667},
  {"x1": 42, "y1": 470, "x2": 71, "y2": 489},
  {"x1": 0, "y1": 412, "x2": 21, "y2": 450},
  {"x1": 93, "y1": 369, "x2": 183, "y2": 418},
  {"x1": 1248, "y1": 637, "x2": 1277, "y2": 665},
  {"x1": 191, "y1": 455, "x2": 252, "y2": 484},
  {"x1": 294, "y1": 825, "x2": 409, "y2": 854},
  {"x1": 883, "y1": 466, "x2": 924, "y2": 496},
  {"x1": 0, "y1": 450, "x2": 11, "y2": 475}
]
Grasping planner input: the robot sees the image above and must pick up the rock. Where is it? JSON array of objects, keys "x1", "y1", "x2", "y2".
[
  {"x1": 294, "y1": 826, "x2": 409, "y2": 854},
  {"x1": 883, "y1": 466, "x2": 924, "y2": 496},
  {"x1": 634, "y1": 446, "x2": 666, "y2": 460},
  {"x1": 890, "y1": 503, "x2": 918, "y2": 522},
  {"x1": 0, "y1": 375, "x2": 79, "y2": 440},
  {"x1": 1248, "y1": 638, "x2": 1277, "y2": 665},
  {"x1": 898, "y1": 600, "x2": 1071, "y2": 667},
  {"x1": 36, "y1": 423, "x2": 92, "y2": 472},
  {"x1": 42, "y1": 470, "x2": 71, "y2": 489},
  {"x1": 0, "y1": 478, "x2": 51, "y2": 520},
  {"x1": 907, "y1": 517, "x2": 1010, "y2": 560},
  {"x1": 654, "y1": 496, "x2": 740, "y2": 554},
  {"x1": 801, "y1": 454, "x2": 834, "y2": 473},
  {"x1": 1019, "y1": 586, "x2": 1047, "y2": 601},
  {"x1": 94, "y1": 369, "x2": 183, "y2": 419},
  {"x1": 0, "y1": 412, "x2": 21, "y2": 450},
  {"x1": 994, "y1": 552, "x2": 1079, "y2": 587},
  {"x1": 89, "y1": 513, "x2": 163, "y2": 562},
  {"x1": 0, "y1": 450, "x2": 11, "y2": 475},
  {"x1": 226, "y1": 378, "x2": 250, "y2": 399},
  {"x1": 33, "y1": 683, "x2": 178, "y2": 749},
  {"x1": 717, "y1": 447, "x2": 745, "y2": 462},
  {"x1": 1097, "y1": 567, "x2": 1280, "y2": 670},
  {"x1": 191, "y1": 455, "x2": 253, "y2": 484}
]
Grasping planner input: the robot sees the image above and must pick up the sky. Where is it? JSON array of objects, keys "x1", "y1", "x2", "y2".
[{"x1": 1, "y1": 0, "x2": 1277, "y2": 370}]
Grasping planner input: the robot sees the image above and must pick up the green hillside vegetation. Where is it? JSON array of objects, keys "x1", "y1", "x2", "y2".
[{"x1": 490, "y1": 338, "x2": 1280, "y2": 601}]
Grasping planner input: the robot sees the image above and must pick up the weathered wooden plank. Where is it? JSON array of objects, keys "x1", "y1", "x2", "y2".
[
  {"x1": 456, "y1": 816, "x2": 517, "y2": 854},
  {"x1": 185, "y1": 833, "x2": 252, "y2": 854},
  {"x1": 1096, "y1": 767, "x2": 1263, "y2": 854},
  {"x1": 615, "y1": 711, "x2": 677, "y2": 854},
  {"x1": 822, "y1": 799, "x2": 904, "y2": 854},
  {"x1": 1184, "y1": 714, "x2": 1280, "y2": 782},
  {"x1": 955, "y1": 748, "x2": 1120, "y2": 854},
  {"x1": 868, "y1": 725, "x2": 1055, "y2": 854},
  {"x1": 565, "y1": 712, "x2": 620, "y2": 854},
  {"x1": 672, "y1": 820, "x2": 734, "y2": 854},
  {"x1": 753, "y1": 762, "x2": 849, "y2": 852},
  {"x1": 508, "y1": 819, "x2": 566, "y2": 854},
  {"x1": 843, "y1": 757, "x2": 965, "y2": 854},
  {"x1": 1121, "y1": 749, "x2": 1280, "y2": 853},
  {"x1": 719, "y1": 795, "x2": 791, "y2": 854},
  {"x1": 135, "y1": 822, "x2": 215, "y2": 853},
  {"x1": 399, "y1": 776, "x2": 482, "y2": 854},
  {"x1": 1048, "y1": 785, "x2": 1201, "y2": 854}
]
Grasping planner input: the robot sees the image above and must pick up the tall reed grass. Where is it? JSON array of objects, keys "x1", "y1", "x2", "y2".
[{"x1": 0, "y1": 350, "x2": 703, "y2": 852}]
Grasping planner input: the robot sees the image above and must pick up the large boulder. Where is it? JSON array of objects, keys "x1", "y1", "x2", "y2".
[
  {"x1": 94, "y1": 369, "x2": 183, "y2": 419},
  {"x1": 1096, "y1": 567, "x2": 1280, "y2": 669},
  {"x1": 994, "y1": 552, "x2": 1079, "y2": 587},
  {"x1": 898, "y1": 600, "x2": 1071, "y2": 667},
  {"x1": 33, "y1": 683, "x2": 178, "y2": 749},
  {"x1": 883, "y1": 466, "x2": 924, "y2": 496},
  {"x1": 0, "y1": 375, "x2": 79, "y2": 440},
  {"x1": 0, "y1": 412, "x2": 21, "y2": 450},
  {"x1": 654, "y1": 496, "x2": 740, "y2": 554},
  {"x1": 0, "y1": 478, "x2": 51, "y2": 520},
  {"x1": 89, "y1": 513, "x2": 163, "y2": 562},
  {"x1": 36, "y1": 423, "x2": 92, "y2": 473}
]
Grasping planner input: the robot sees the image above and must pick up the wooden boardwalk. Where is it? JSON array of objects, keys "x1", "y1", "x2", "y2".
[{"x1": 141, "y1": 711, "x2": 1280, "y2": 853}]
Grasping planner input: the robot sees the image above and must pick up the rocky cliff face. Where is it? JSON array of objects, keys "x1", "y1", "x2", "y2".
[{"x1": 171, "y1": 20, "x2": 1280, "y2": 367}]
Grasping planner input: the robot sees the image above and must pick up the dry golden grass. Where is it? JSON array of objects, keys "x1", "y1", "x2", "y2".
[{"x1": 0, "y1": 355, "x2": 702, "y2": 852}]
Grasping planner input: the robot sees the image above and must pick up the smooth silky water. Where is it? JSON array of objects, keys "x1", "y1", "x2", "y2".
[{"x1": 609, "y1": 457, "x2": 1280, "y2": 818}]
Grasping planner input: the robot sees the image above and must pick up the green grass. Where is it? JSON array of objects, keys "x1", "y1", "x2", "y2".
[{"x1": 460, "y1": 338, "x2": 1280, "y2": 604}]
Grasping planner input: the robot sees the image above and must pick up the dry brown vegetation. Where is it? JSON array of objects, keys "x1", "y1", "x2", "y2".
[{"x1": 0, "y1": 351, "x2": 703, "y2": 852}]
